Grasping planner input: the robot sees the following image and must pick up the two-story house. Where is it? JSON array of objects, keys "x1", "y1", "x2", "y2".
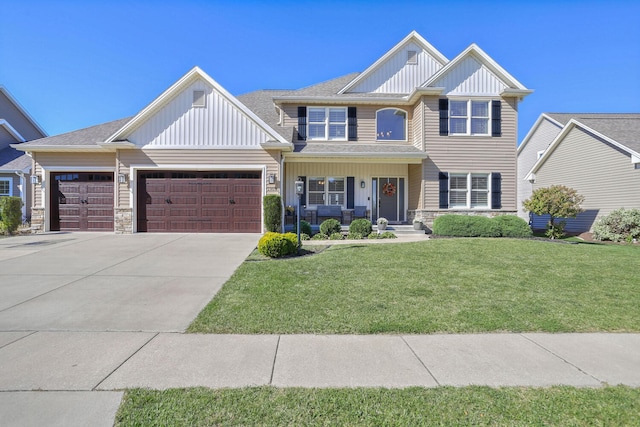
[{"x1": 15, "y1": 31, "x2": 531, "y2": 233}]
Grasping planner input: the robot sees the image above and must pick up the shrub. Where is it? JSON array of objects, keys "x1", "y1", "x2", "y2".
[
  {"x1": 493, "y1": 215, "x2": 532, "y2": 238},
  {"x1": 257, "y1": 232, "x2": 298, "y2": 258},
  {"x1": 349, "y1": 219, "x2": 372, "y2": 237},
  {"x1": 346, "y1": 232, "x2": 363, "y2": 240},
  {"x1": 368, "y1": 233, "x2": 379, "y2": 239},
  {"x1": 433, "y1": 215, "x2": 500, "y2": 237},
  {"x1": 300, "y1": 233, "x2": 310, "y2": 241},
  {"x1": 523, "y1": 185, "x2": 584, "y2": 239},
  {"x1": 263, "y1": 195, "x2": 282, "y2": 232},
  {"x1": 312, "y1": 233, "x2": 329, "y2": 240},
  {"x1": 329, "y1": 232, "x2": 343, "y2": 240},
  {"x1": 293, "y1": 220, "x2": 313, "y2": 237},
  {"x1": 593, "y1": 208, "x2": 640, "y2": 242},
  {"x1": 0, "y1": 196, "x2": 23, "y2": 235},
  {"x1": 320, "y1": 218, "x2": 341, "y2": 236},
  {"x1": 379, "y1": 231, "x2": 397, "y2": 239}
]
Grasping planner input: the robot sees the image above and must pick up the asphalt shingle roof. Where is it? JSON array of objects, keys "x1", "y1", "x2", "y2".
[
  {"x1": 546, "y1": 113, "x2": 640, "y2": 153},
  {"x1": 292, "y1": 142, "x2": 424, "y2": 155},
  {"x1": 18, "y1": 117, "x2": 132, "y2": 147},
  {"x1": 0, "y1": 146, "x2": 30, "y2": 170}
]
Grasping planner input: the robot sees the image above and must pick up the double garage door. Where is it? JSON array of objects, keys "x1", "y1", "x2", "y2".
[
  {"x1": 50, "y1": 171, "x2": 262, "y2": 233},
  {"x1": 137, "y1": 171, "x2": 262, "y2": 233}
]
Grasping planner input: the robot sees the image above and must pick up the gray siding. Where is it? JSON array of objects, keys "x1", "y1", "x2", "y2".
[
  {"x1": 422, "y1": 96, "x2": 518, "y2": 211},
  {"x1": 532, "y1": 126, "x2": 640, "y2": 232},
  {"x1": 0, "y1": 91, "x2": 45, "y2": 142},
  {"x1": 517, "y1": 118, "x2": 563, "y2": 219}
]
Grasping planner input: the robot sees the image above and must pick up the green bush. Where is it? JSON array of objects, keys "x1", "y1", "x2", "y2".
[
  {"x1": 349, "y1": 219, "x2": 372, "y2": 237},
  {"x1": 368, "y1": 233, "x2": 379, "y2": 239},
  {"x1": 433, "y1": 215, "x2": 501, "y2": 237},
  {"x1": 346, "y1": 232, "x2": 363, "y2": 240},
  {"x1": 312, "y1": 233, "x2": 329, "y2": 240},
  {"x1": 320, "y1": 218, "x2": 341, "y2": 236},
  {"x1": 293, "y1": 219, "x2": 313, "y2": 236},
  {"x1": 263, "y1": 195, "x2": 282, "y2": 233},
  {"x1": 493, "y1": 215, "x2": 532, "y2": 238},
  {"x1": 257, "y1": 232, "x2": 298, "y2": 258},
  {"x1": 329, "y1": 232, "x2": 343, "y2": 240},
  {"x1": 300, "y1": 233, "x2": 310, "y2": 241},
  {"x1": 0, "y1": 196, "x2": 23, "y2": 235},
  {"x1": 379, "y1": 231, "x2": 397, "y2": 239},
  {"x1": 593, "y1": 208, "x2": 640, "y2": 242}
]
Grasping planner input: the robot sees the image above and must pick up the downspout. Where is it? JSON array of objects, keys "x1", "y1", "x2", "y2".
[
  {"x1": 15, "y1": 171, "x2": 26, "y2": 221},
  {"x1": 280, "y1": 152, "x2": 285, "y2": 231}
]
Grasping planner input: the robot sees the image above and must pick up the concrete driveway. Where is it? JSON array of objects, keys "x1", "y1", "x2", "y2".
[{"x1": 0, "y1": 232, "x2": 259, "y2": 332}]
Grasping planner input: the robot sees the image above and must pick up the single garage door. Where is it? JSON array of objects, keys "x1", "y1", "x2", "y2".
[
  {"x1": 137, "y1": 171, "x2": 262, "y2": 233},
  {"x1": 50, "y1": 172, "x2": 114, "y2": 231}
]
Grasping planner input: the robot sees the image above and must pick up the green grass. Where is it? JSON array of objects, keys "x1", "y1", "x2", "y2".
[
  {"x1": 115, "y1": 386, "x2": 640, "y2": 426},
  {"x1": 188, "y1": 239, "x2": 640, "y2": 334}
]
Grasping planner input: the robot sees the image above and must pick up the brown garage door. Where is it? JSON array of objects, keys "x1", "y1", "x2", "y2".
[
  {"x1": 50, "y1": 172, "x2": 114, "y2": 232},
  {"x1": 137, "y1": 171, "x2": 262, "y2": 233}
]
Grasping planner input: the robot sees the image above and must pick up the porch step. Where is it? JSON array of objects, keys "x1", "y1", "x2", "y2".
[{"x1": 375, "y1": 225, "x2": 427, "y2": 235}]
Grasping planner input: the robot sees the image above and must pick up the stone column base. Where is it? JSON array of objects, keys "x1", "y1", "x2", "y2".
[
  {"x1": 114, "y1": 208, "x2": 133, "y2": 234},
  {"x1": 30, "y1": 208, "x2": 45, "y2": 233}
]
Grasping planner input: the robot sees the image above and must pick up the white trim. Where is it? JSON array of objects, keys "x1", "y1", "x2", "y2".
[
  {"x1": 375, "y1": 108, "x2": 408, "y2": 142},
  {"x1": 0, "y1": 86, "x2": 48, "y2": 137},
  {"x1": 338, "y1": 31, "x2": 448, "y2": 94},
  {"x1": 448, "y1": 99, "x2": 492, "y2": 136},
  {"x1": 105, "y1": 66, "x2": 289, "y2": 146},
  {"x1": 0, "y1": 176, "x2": 13, "y2": 197},
  {"x1": 0, "y1": 119, "x2": 26, "y2": 142},
  {"x1": 307, "y1": 107, "x2": 348, "y2": 141},
  {"x1": 128, "y1": 164, "x2": 268, "y2": 233},
  {"x1": 517, "y1": 113, "x2": 564, "y2": 154},
  {"x1": 448, "y1": 172, "x2": 491, "y2": 210}
]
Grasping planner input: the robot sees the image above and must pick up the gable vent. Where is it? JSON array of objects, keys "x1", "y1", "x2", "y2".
[
  {"x1": 407, "y1": 50, "x2": 417, "y2": 64},
  {"x1": 192, "y1": 90, "x2": 206, "y2": 107}
]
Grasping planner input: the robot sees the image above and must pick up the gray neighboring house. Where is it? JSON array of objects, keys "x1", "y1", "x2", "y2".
[
  {"x1": 518, "y1": 113, "x2": 640, "y2": 232},
  {"x1": 0, "y1": 86, "x2": 47, "y2": 221}
]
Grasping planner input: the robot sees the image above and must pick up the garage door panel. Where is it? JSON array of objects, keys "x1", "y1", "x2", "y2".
[
  {"x1": 51, "y1": 173, "x2": 114, "y2": 232},
  {"x1": 138, "y1": 172, "x2": 261, "y2": 233}
]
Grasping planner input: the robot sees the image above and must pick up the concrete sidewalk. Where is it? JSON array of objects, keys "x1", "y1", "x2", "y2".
[{"x1": 1, "y1": 331, "x2": 638, "y2": 426}]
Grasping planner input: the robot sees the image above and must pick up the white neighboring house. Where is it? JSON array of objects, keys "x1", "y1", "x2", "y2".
[
  {"x1": 0, "y1": 87, "x2": 47, "y2": 221},
  {"x1": 518, "y1": 113, "x2": 640, "y2": 232}
]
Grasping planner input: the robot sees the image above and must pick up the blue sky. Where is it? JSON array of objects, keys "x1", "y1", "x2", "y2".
[{"x1": 1, "y1": 0, "x2": 639, "y2": 143}]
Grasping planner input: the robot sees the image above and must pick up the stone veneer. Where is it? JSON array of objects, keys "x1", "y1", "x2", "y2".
[
  {"x1": 114, "y1": 208, "x2": 133, "y2": 234},
  {"x1": 30, "y1": 207, "x2": 45, "y2": 233}
]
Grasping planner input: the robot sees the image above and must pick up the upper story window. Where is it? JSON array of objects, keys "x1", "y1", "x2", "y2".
[
  {"x1": 0, "y1": 178, "x2": 12, "y2": 197},
  {"x1": 376, "y1": 108, "x2": 407, "y2": 141},
  {"x1": 450, "y1": 100, "x2": 490, "y2": 136},
  {"x1": 308, "y1": 107, "x2": 347, "y2": 141}
]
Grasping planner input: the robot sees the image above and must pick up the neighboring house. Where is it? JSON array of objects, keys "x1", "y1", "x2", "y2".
[
  {"x1": 14, "y1": 31, "x2": 531, "y2": 234},
  {"x1": 0, "y1": 86, "x2": 47, "y2": 221},
  {"x1": 518, "y1": 113, "x2": 640, "y2": 232}
]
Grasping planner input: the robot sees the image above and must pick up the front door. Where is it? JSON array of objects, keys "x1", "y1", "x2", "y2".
[{"x1": 373, "y1": 177, "x2": 404, "y2": 223}]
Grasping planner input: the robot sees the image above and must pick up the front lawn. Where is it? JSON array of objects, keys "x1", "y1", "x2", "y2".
[
  {"x1": 115, "y1": 386, "x2": 640, "y2": 426},
  {"x1": 188, "y1": 239, "x2": 640, "y2": 334}
]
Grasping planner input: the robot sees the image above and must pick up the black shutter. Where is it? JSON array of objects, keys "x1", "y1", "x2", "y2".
[
  {"x1": 439, "y1": 99, "x2": 449, "y2": 136},
  {"x1": 297, "y1": 107, "x2": 307, "y2": 141},
  {"x1": 491, "y1": 172, "x2": 502, "y2": 209},
  {"x1": 348, "y1": 107, "x2": 357, "y2": 141},
  {"x1": 491, "y1": 100, "x2": 501, "y2": 137},
  {"x1": 439, "y1": 172, "x2": 449, "y2": 209},
  {"x1": 347, "y1": 177, "x2": 354, "y2": 209},
  {"x1": 299, "y1": 176, "x2": 307, "y2": 207}
]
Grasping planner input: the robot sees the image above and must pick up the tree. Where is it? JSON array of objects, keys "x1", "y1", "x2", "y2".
[{"x1": 523, "y1": 185, "x2": 584, "y2": 239}]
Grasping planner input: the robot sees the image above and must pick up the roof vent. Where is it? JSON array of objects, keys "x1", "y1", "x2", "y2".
[
  {"x1": 407, "y1": 50, "x2": 417, "y2": 64},
  {"x1": 192, "y1": 90, "x2": 206, "y2": 107}
]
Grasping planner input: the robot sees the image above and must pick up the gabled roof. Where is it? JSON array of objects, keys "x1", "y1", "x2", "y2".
[
  {"x1": 0, "y1": 86, "x2": 47, "y2": 137},
  {"x1": 422, "y1": 43, "x2": 532, "y2": 97},
  {"x1": 105, "y1": 66, "x2": 290, "y2": 146},
  {"x1": 525, "y1": 114, "x2": 640, "y2": 180},
  {"x1": 0, "y1": 146, "x2": 31, "y2": 171},
  {"x1": 338, "y1": 31, "x2": 448, "y2": 94},
  {"x1": 0, "y1": 119, "x2": 26, "y2": 143},
  {"x1": 516, "y1": 113, "x2": 564, "y2": 155}
]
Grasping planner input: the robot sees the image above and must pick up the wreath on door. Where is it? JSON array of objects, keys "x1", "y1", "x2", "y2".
[{"x1": 382, "y1": 182, "x2": 396, "y2": 197}]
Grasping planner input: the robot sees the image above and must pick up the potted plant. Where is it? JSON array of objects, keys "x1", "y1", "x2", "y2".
[
  {"x1": 285, "y1": 205, "x2": 295, "y2": 216},
  {"x1": 377, "y1": 217, "x2": 388, "y2": 230},
  {"x1": 413, "y1": 218, "x2": 423, "y2": 230}
]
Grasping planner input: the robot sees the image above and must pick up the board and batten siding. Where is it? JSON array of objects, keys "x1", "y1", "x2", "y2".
[
  {"x1": 283, "y1": 104, "x2": 413, "y2": 143},
  {"x1": 516, "y1": 118, "x2": 563, "y2": 220},
  {"x1": 433, "y1": 56, "x2": 508, "y2": 96},
  {"x1": 117, "y1": 148, "x2": 280, "y2": 207},
  {"x1": 532, "y1": 126, "x2": 640, "y2": 232},
  {"x1": 348, "y1": 42, "x2": 444, "y2": 94},
  {"x1": 284, "y1": 162, "x2": 407, "y2": 209},
  {"x1": 422, "y1": 96, "x2": 518, "y2": 211},
  {"x1": 128, "y1": 79, "x2": 274, "y2": 149}
]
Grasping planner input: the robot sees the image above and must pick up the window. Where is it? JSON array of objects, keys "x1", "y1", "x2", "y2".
[
  {"x1": 193, "y1": 90, "x2": 206, "y2": 107},
  {"x1": 449, "y1": 173, "x2": 490, "y2": 208},
  {"x1": 450, "y1": 100, "x2": 490, "y2": 135},
  {"x1": 308, "y1": 176, "x2": 345, "y2": 206},
  {"x1": 407, "y1": 50, "x2": 417, "y2": 64},
  {"x1": 308, "y1": 107, "x2": 347, "y2": 140},
  {"x1": 376, "y1": 109, "x2": 407, "y2": 141},
  {"x1": 0, "y1": 178, "x2": 11, "y2": 197}
]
